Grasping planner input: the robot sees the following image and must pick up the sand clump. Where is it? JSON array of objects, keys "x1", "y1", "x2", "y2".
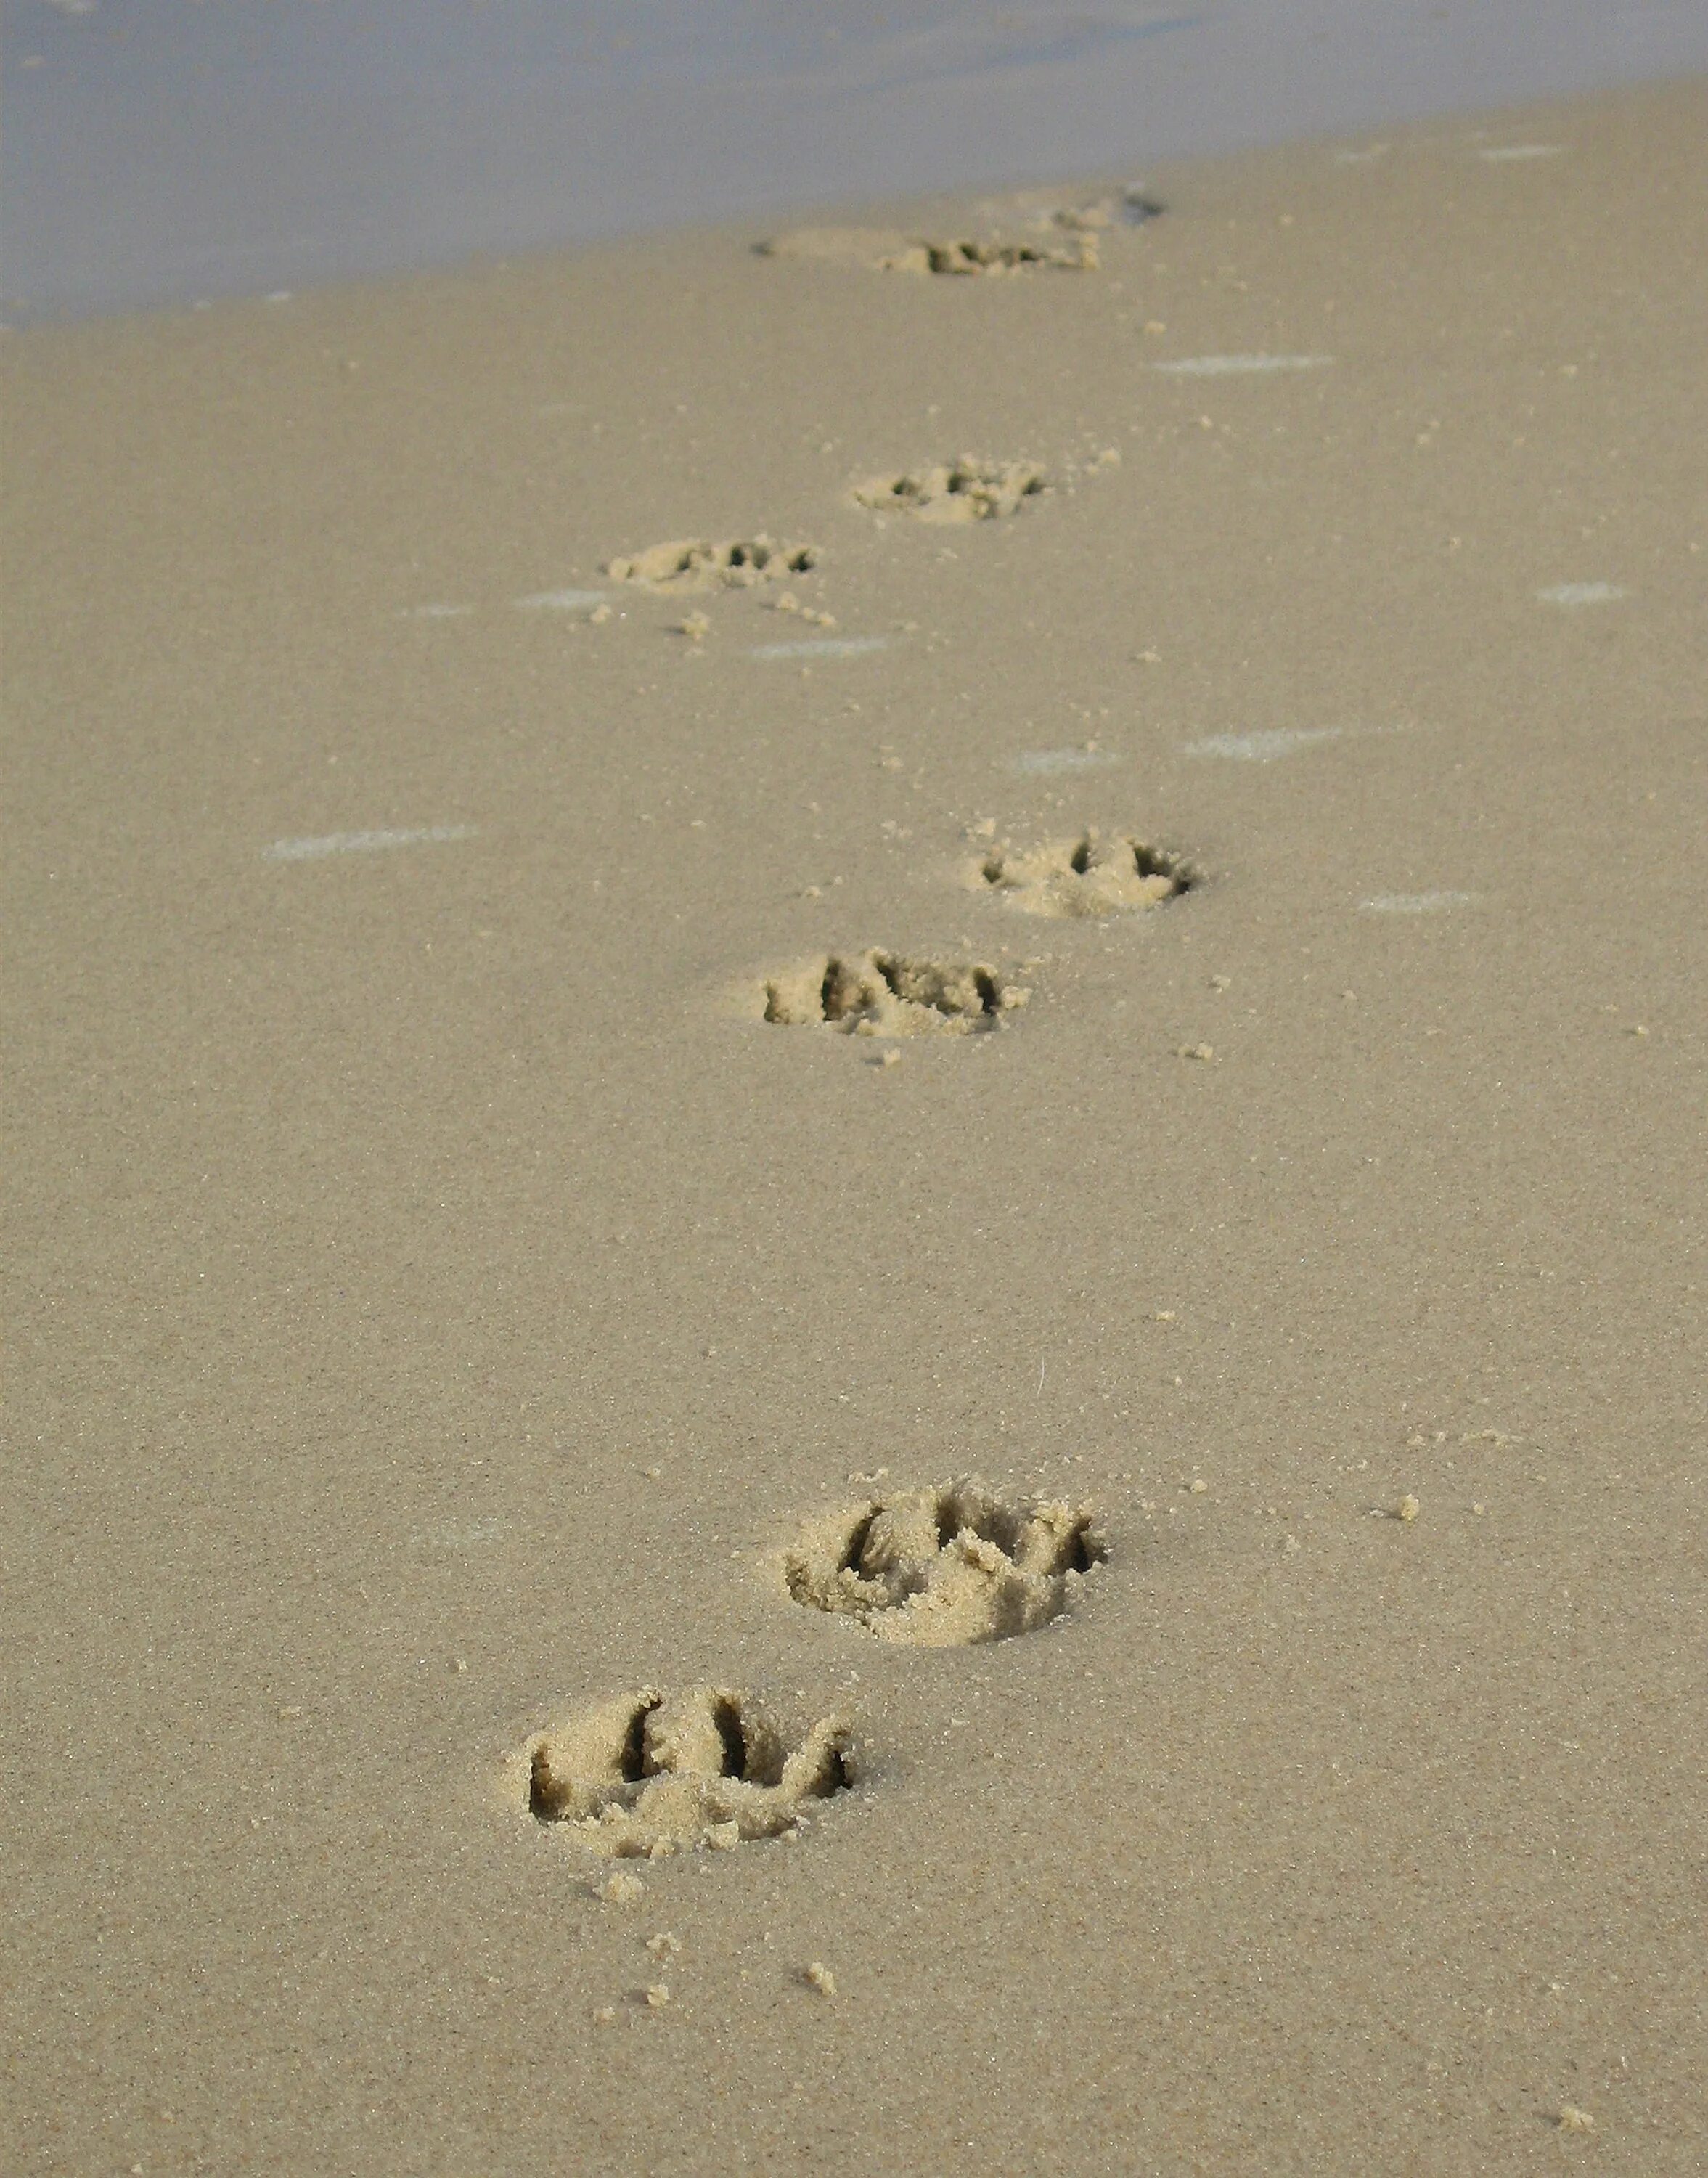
[
  {"x1": 785, "y1": 1479, "x2": 1105, "y2": 1646},
  {"x1": 975, "y1": 832, "x2": 1196, "y2": 917},
  {"x1": 759, "y1": 950, "x2": 1028, "y2": 1036}
]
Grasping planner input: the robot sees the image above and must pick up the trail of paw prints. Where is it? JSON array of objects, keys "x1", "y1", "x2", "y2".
[
  {"x1": 756, "y1": 950, "x2": 1031, "y2": 1037},
  {"x1": 785, "y1": 1478, "x2": 1106, "y2": 1646},
  {"x1": 520, "y1": 1686, "x2": 854, "y2": 1860},
  {"x1": 973, "y1": 831, "x2": 1197, "y2": 918}
]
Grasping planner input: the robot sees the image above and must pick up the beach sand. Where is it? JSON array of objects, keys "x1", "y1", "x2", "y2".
[{"x1": 5, "y1": 77, "x2": 1704, "y2": 2175}]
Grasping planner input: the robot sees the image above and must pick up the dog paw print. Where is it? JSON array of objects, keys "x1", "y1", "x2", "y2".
[
  {"x1": 976, "y1": 832, "x2": 1196, "y2": 918},
  {"x1": 852, "y1": 458, "x2": 1047, "y2": 523},
  {"x1": 605, "y1": 538, "x2": 820, "y2": 590},
  {"x1": 759, "y1": 229, "x2": 1098, "y2": 275},
  {"x1": 785, "y1": 1479, "x2": 1106, "y2": 1646},
  {"x1": 759, "y1": 950, "x2": 1029, "y2": 1036},
  {"x1": 520, "y1": 1687, "x2": 854, "y2": 1858}
]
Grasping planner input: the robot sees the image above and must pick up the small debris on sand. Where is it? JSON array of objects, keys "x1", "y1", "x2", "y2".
[{"x1": 804, "y1": 1962, "x2": 838, "y2": 1996}]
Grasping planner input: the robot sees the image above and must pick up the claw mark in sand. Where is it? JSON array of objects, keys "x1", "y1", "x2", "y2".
[
  {"x1": 518, "y1": 1688, "x2": 853, "y2": 1858},
  {"x1": 975, "y1": 831, "x2": 1196, "y2": 918},
  {"x1": 853, "y1": 458, "x2": 1047, "y2": 523},
  {"x1": 786, "y1": 1478, "x2": 1106, "y2": 1646},
  {"x1": 605, "y1": 539, "x2": 820, "y2": 591},
  {"x1": 756, "y1": 951, "x2": 1028, "y2": 1036},
  {"x1": 759, "y1": 228, "x2": 1098, "y2": 275}
]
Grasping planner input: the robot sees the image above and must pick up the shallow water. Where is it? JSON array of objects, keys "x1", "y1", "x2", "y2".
[{"x1": 6, "y1": 0, "x2": 1707, "y2": 319}]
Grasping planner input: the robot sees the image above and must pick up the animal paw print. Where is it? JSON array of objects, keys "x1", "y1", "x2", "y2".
[
  {"x1": 975, "y1": 832, "x2": 1196, "y2": 918},
  {"x1": 605, "y1": 538, "x2": 820, "y2": 590},
  {"x1": 758, "y1": 228, "x2": 1098, "y2": 275},
  {"x1": 521, "y1": 1687, "x2": 853, "y2": 1858},
  {"x1": 786, "y1": 1479, "x2": 1106, "y2": 1646},
  {"x1": 759, "y1": 950, "x2": 1029, "y2": 1036},
  {"x1": 852, "y1": 458, "x2": 1047, "y2": 523}
]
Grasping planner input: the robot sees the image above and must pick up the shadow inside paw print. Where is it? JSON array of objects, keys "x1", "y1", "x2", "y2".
[
  {"x1": 760, "y1": 950, "x2": 1029, "y2": 1036},
  {"x1": 522, "y1": 1687, "x2": 853, "y2": 1858},
  {"x1": 976, "y1": 832, "x2": 1196, "y2": 918},
  {"x1": 786, "y1": 1479, "x2": 1105, "y2": 1646}
]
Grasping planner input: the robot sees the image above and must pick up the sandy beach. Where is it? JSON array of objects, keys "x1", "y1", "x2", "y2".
[{"x1": 5, "y1": 76, "x2": 1705, "y2": 2174}]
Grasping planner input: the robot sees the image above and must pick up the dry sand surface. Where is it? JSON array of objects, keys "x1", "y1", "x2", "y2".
[{"x1": 5, "y1": 78, "x2": 1706, "y2": 2177}]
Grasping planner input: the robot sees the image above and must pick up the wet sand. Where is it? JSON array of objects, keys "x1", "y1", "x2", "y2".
[{"x1": 6, "y1": 78, "x2": 1706, "y2": 2176}]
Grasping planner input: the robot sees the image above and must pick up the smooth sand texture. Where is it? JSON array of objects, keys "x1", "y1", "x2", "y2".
[{"x1": 5, "y1": 80, "x2": 1706, "y2": 2176}]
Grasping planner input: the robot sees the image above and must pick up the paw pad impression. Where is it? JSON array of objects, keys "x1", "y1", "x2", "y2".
[
  {"x1": 976, "y1": 833, "x2": 1196, "y2": 918},
  {"x1": 852, "y1": 458, "x2": 1047, "y2": 523},
  {"x1": 761, "y1": 950, "x2": 1029, "y2": 1036},
  {"x1": 522, "y1": 1687, "x2": 852, "y2": 1857},
  {"x1": 786, "y1": 1480, "x2": 1105, "y2": 1646},
  {"x1": 605, "y1": 537, "x2": 820, "y2": 590}
]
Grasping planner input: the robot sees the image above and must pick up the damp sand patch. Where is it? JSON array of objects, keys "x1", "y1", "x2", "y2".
[
  {"x1": 1183, "y1": 727, "x2": 1344, "y2": 762},
  {"x1": 1538, "y1": 582, "x2": 1627, "y2": 605},
  {"x1": 263, "y1": 825, "x2": 475, "y2": 862},
  {"x1": 1151, "y1": 354, "x2": 1333, "y2": 376},
  {"x1": 1007, "y1": 746, "x2": 1121, "y2": 777},
  {"x1": 1359, "y1": 890, "x2": 1476, "y2": 913},
  {"x1": 750, "y1": 636, "x2": 889, "y2": 661},
  {"x1": 514, "y1": 587, "x2": 610, "y2": 613}
]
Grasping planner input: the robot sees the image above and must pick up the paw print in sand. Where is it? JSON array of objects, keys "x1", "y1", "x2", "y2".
[
  {"x1": 974, "y1": 831, "x2": 1197, "y2": 918},
  {"x1": 758, "y1": 950, "x2": 1029, "y2": 1036},
  {"x1": 520, "y1": 1687, "x2": 853, "y2": 1858},
  {"x1": 786, "y1": 1479, "x2": 1106, "y2": 1646}
]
